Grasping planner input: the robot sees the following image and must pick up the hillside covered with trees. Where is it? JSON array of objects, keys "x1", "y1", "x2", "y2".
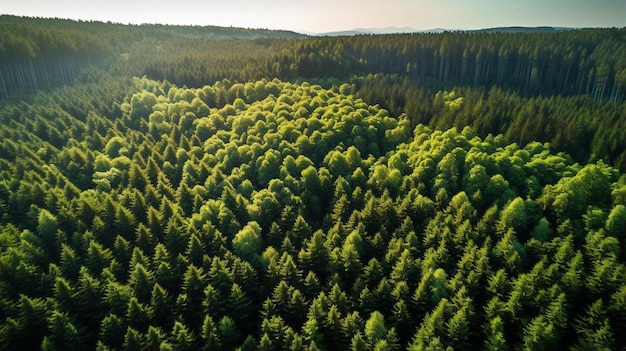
[
  {"x1": 2, "y1": 16, "x2": 626, "y2": 171},
  {"x1": 0, "y1": 16, "x2": 625, "y2": 351}
]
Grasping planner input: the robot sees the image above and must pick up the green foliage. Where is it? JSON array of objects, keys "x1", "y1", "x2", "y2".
[
  {"x1": 365, "y1": 311, "x2": 388, "y2": 345},
  {"x1": 36, "y1": 209, "x2": 58, "y2": 238},
  {"x1": 232, "y1": 221, "x2": 263, "y2": 261},
  {"x1": 0, "y1": 76, "x2": 624, "y2": 351}
]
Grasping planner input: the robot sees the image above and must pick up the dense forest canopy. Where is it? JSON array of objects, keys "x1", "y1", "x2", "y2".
[
  {"x1": 1, "y1": 16, "x2": 625, "y2": 170},
  {"x1": 0, "y1": 16, "x2": 625, "y2": 351}
]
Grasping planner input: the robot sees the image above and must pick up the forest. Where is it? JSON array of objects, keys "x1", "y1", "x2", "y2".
[{"x1": 0, "y1": 15, "x2": 625, "y2": 350}]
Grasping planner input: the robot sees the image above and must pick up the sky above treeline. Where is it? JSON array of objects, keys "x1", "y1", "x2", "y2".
[{"x1": 3, "y1": 0, "x2": 625, "y2": 33}]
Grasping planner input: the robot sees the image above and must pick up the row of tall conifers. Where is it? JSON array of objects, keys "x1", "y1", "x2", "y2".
[
  {"x1": 0, "y1": 15, "x2": 295, "y2": 99},
  {"x1": 276, "y1": 29, "x2": 626, "y2": 102},
  {"x1": 0, "y1": 19, "x2": 110, "y2": 98}
]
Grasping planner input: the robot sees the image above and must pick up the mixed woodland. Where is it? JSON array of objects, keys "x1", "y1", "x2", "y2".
[{"x1": 0, "y1": 15, "x2": 625, "y2": 350}]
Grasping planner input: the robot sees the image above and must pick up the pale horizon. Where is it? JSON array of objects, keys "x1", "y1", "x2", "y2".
[{"x1": 2, "y1": 0, "x2": 625, "y2": 34}]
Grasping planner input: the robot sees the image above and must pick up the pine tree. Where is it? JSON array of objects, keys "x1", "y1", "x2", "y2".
[
  {"x1": 227, "y1": 283, "x2": 254, "y2": 332},
  {"x1": 145, "y1": 325, "x2": 167, "y2": 351},
  {"x1": 201, "y1": 314, "x2": 221, "y2": 351},
  {"x1": 150, "y1": 283, "x2": 172, "y2": 329},
  {"x1": 99, "y1": 313, "x2": 125, "y2": 350},
  {"x1": 128, "y1": 262, "x2": 153, "y2": 303},
  {"x1": 218, "y1": 316, "x2": 241, "y2": 351},
  {"x1": 43, "y1": 311, "x2": 87, "y2": 351},
  {"x1": 126, "y1": 296, "x2": 151, "y2": 333},
  {"x1": 123, "y1": 326, "x2": 143, "y2": 351},
  {"x1": 178, "y1": 264, "x2": 206, "y2": 329},
  {"x1": 170, "y1": 321, "x2": 196, "y2": 351}
]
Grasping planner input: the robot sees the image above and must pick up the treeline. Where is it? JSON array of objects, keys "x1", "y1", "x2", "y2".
[
  {"x1": 0, "y1": 78, "x2": 625, "y2": 350},
  {"x1": 0, "y1": 15, "x2": 302, "y2": 98},
  {"x1": 270, "y1": 29, "x2": 626, "y2": 102},
  {"x1": 4, "y1": 17, "x2": 625, "y2": 104},
  {"x1": 0, "y1": 16, "x2": 114, "y2": 97},
  {"x1": 126, "y1": 27, "x2": 626, "y2": 103},
  {"x1": 134, "y1": 39, "x2": 295, "y2": 88}
]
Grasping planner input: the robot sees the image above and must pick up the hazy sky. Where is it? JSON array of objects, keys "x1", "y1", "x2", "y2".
[{"x1": 3, "y1": 0, "x2": 624, "y2": 33}]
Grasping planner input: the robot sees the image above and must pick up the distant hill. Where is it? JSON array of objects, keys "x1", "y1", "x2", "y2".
[
  {"x1": 314, "y1": 26, "x2": 577, "y2": 36},
  {"x1": 470, "y1": 26, "x2": 578, "y2": 33},
  {"x1": 316, "y1": 26, "x2": 419, "y2": 36},
  {"x1": 0, "y1": 15, "x2": 307, "y2": 40},
  {"x1": 137, "y1": 23, "x2": 307, "y2": 40}
]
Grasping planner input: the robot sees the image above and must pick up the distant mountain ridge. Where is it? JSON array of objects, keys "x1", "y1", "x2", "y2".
[
  {"x1": 314, "y1": 27, "x2": 419, "y2": 36},
  {"x1": 315, "y1": 26, "x2": 578, "y2": 36},
  {"x1": 469, "y1": 26, "x2": 577, "y2": 33}
]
